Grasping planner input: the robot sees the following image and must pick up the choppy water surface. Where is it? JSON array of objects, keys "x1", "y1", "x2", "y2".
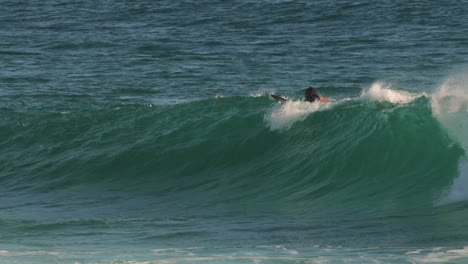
[{"x1": 2, "y1": 0, "x2": 468, "y2": 263}]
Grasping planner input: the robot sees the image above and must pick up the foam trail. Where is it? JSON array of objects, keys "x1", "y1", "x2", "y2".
[
  {"x1": 362, "y1": 82, "x2": 422, "y2": 104},
  {"x1": 266, "y1": 100, "x2": 331, "y2": 130},
  {"x1": 432, "y1": 72, "x2": 468, "y2": 204}
]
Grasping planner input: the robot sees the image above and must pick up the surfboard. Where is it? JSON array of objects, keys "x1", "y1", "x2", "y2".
[{"x1": 270, "y1": 94, "x2": 287, "y2": 103}]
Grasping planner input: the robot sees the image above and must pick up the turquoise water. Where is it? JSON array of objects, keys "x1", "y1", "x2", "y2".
[{"x1": 2, "y1": 1, "x2": 468, "y2": 263}]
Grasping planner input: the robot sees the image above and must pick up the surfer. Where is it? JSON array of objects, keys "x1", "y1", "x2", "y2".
[
  {"x1": 304, "y1": 87, "x2": 331, "y2": 102},
  {"x1": 270, "y1": 87, "x2": 331, "y2": 103}
]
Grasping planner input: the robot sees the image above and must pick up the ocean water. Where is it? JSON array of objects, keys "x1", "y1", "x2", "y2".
[{"x1": 2, "y1": 0, "x2": 468, "y2": 263}]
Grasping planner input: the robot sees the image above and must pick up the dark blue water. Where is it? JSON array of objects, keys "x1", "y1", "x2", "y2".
[{"x1": 2, "y1": 0, "x2": 468, "y2": 263}]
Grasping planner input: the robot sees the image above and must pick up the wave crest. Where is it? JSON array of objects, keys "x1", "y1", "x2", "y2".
[{"x1": 362, "y1": 82, "x2": 423, "y2": 104}]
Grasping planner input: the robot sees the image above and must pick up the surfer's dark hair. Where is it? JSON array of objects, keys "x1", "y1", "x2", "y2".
[{"x1": 304, "y1": 87, "x2": 320, "y2": 102}]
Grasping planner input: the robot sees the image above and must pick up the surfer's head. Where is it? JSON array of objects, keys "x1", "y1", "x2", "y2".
[{"x1": 304, "y1": 87, "x2": 320, "y2": 102}]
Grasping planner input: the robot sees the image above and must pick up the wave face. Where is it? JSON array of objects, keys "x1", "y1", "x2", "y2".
[
  {"x1": 1, "y1": 85, "x2": 464, "y2": 217},
  {"x1": 2, "y1": 85, "x2": 468, "y2": 262}
]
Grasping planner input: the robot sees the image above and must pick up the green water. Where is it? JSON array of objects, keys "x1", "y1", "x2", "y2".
[{"x1": 2, "y1": 0, "x2": 468, "y2": 263}]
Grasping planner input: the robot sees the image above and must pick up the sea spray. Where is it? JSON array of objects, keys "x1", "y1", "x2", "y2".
[
  {"x1": 361, "y1": 82, "x2": 424, "y2": 104},
  {"x1": 432, "y1": 72, "x2": 468, "y2": 204},
  {"x1": 266, "y1": 99, "x2": 331, "y2": 130},
  {"x1": 440, "y1": 162, "x2": 468, "y2": 204},
  {"x1": 432, "y1": 74, "x2": 468, "y2": 151}
]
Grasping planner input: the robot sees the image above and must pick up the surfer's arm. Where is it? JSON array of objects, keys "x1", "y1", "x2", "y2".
[{"x1": 319, "y1": 96, "x2": 332, "y2": 103}]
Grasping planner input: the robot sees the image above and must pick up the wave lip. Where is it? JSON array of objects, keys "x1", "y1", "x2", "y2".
[
  {"x1": 361, "y1": 82, "x2": 424, "y2": 104},
  {"x1": 266, "y1": 82, "x2": 424, "y2": 130}
]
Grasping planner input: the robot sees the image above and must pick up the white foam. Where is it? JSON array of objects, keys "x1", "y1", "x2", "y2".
[
  {"x1": 149, "y1": 245, "x2": 305, "y2": 264},
  {"x1": 361, "y1": 82, "x2": 423, "y2": 104},
  {"x1": 266, "y1": 99, "x2": 332, "y2": 130},
  {"x1": 146, "y1": 246, "x2": 468, "y2": 263},
  {"x1": 408, "y1": 246, "x2": 468, "y2": 263}
]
